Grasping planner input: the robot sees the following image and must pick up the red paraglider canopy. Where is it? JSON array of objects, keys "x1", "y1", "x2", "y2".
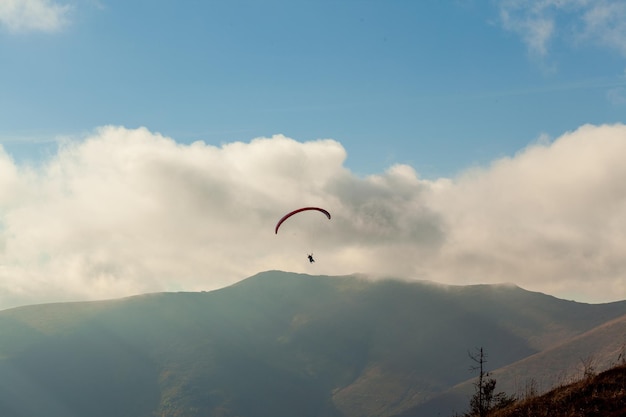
[{"x1": 275, "y1": 207, "x2": 331, "y2": 234}]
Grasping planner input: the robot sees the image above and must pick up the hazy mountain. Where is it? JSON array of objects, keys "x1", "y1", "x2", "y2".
[{"x1": 0, "y1": 271, "x2": 624, "y2": 417}]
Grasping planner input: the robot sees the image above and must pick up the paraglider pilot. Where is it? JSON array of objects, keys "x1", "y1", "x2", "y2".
[{"x1": 307, "y1": 254, "x2": 315, "y2": 263}]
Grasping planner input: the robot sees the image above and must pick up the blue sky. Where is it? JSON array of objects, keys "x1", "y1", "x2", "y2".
[
  {"x1": 2, "y1": 0, "x2": 624, "y2": 176},
  {"x1": 1, "y1": 1, "x2": 626, "y2": 308}
]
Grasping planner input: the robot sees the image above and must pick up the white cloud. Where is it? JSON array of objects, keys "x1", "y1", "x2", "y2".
[
  {"x1": 0, "y1": 0, "x2": 71, "y2": 33},
  {"x1": 427, "y1": 124, "x2": 626, "y2": 301},
  {"x1": 497, "y1": 0, "x2": 626, "y2": 58},
  {"x1": 1, "y1": 124, "x2": 626, "y2": 308},
  {"x1": 499, "y1": 5, "x2": 554, "y2": 58},
  {"x1": 581, "y1": 1, "x2": 626, "y2": 56}
]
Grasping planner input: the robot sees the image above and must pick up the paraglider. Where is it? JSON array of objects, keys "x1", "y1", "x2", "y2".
[
  {"x1": 274, "y1": 207, "x2": 331, "y2": 234},
  {"x1": 275, "y1": 207, "x2": 331, "y2": 263}
]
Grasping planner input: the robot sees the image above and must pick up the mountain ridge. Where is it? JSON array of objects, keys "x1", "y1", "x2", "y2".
[{"x1": 0, "y1": 270, "x2": 624, "y2": 417}]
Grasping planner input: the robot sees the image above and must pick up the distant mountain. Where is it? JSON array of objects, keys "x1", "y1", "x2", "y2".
[{"x1": 0, "y1": 271, "x2": 624, "y2": 417}]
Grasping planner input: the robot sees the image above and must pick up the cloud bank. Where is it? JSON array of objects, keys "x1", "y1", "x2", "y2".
[
  {"x1": 0, "y1": 0, "x2": 71, "y2": 33},
  {"x1": 1, "y1": 124, "x2": 626, "y2": 308}
]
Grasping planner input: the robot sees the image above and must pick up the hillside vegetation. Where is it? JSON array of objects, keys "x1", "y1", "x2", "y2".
[
  {"x1": 490, "y1": 363, "x2": 626, "y2": 417},
  {"x1": 0, "y1": 271, "x2": 624, "y2": 417}
]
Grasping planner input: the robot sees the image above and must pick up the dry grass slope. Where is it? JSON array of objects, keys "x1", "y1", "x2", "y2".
[{"x1": 491, "y1": 363, "x2": 626, "y2": 417}]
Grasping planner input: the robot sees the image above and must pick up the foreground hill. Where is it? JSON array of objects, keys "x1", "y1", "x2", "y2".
[
  {"x1": 491, "y1": 363, "x2": 626, "y2": 417},
  {"x1": 0, "y1": 271, "x2": 624, "y2": 417},
  {"x1": 404, "y1": 312, "x2": 626, "y2": 416}
]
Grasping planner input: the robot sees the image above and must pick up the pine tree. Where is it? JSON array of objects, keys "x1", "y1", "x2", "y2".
[{"x1": 463, "y1": 347, "x2": 515, "y2": 417}]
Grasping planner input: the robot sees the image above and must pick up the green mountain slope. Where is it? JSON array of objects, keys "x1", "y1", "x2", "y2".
[{"x1": 0, "y1": 271, "x2": 623, "y2": 417}]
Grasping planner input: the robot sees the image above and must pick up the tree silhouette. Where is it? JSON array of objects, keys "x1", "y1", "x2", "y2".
[{"x1": 462, "y1": 347, "x2": 515, "y2": 417}]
